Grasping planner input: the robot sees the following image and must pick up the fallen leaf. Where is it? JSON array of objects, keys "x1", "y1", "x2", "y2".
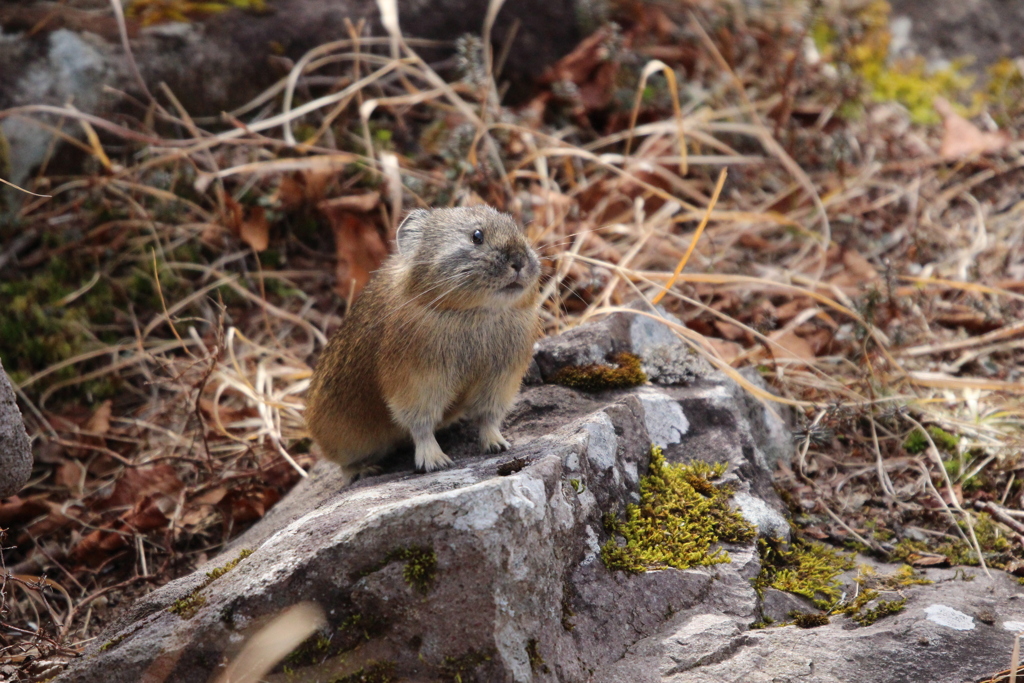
[
  {"x1": 0, "y1": 496, "x2": 49, "y2": 526},
  {"x1": 98, "y1": 465, "x2": 184, "y2": 511},
  {"x1": 318, "y1": 208, "x2": 389, "y2": 299},
  {"x1": 55, "y1": 460, "x2": 87, "y2": 493},
  {"x1": 829, "y1": 249, "x2": 879, "y2": 290},
  {"x1": 539, "y1": 26, "x2": 622, "y2": 113},
  {"x1": 908, "y1": 554, "x2": 949, "y2": 567},
  {"x1": 84, "y1": 400, "x2": 113, "y2": 435},
  {"x1": 239, "y1": 206, "x2": 270, "y2": 252},
  {"x1": 767, "y1": 328, "x2": 817, "y2": 362},
  {"x1": 277, "y1": 169, "x2": 335, "y2": 210},
  {"x1": 220, "y1": 197, "x2": 270, "y2": 252},
  {"x1": 705, "y1": 337, "x2": 744, "y2": 363},
  {"x1": 935, "y1": 97, "x2": 1010, "y2": 159},
  {"x1": 714, "y1": 321, "x2": 748, "y2": 342}
]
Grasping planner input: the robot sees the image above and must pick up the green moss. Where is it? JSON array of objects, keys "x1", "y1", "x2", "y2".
[
  {"x1": 894, "y1": 514, "x2": 1012, "y2": 568},
  {"x1": 206, "y1": 548, "x2": 254, "y2": 581},
  {"x1": 561, "y1": 597, "x2": 575, "y2": 632},
  {"x1": 526, "y1": 639, "x2": 549, "y2": 674},
  {"x1": 331, "y1": 661, "x2": 397, "y2": 683},
  {"x1": 842, "y1": 589, "x2": 906, "y2": 626},
  {"x1": 337, "y1": 612, "x2": 388, "y2": 642},
  {"x1": 902, "y1": 430, "x2": 929, "y2": 454},
  {"x1": 167, "y1": 548, "x2": 254, "y2": 619},
  {"x1": 168, "y1": 593, "x2": 207, "y2": 620},
  {"x1": 871, "y1": 564, "x2": 932, "y2": 589},
  {"x1": 551, "y1": 352, "x2": 647, "y2": 392},
  {"x1": 791, "y1": 612, "x2": 830, "y2": 628},
  {"x1": 601, "y1": 447, "x2": 756, "y2": 573},
  {"x1": 98, "y1": 634, "x2": 126, "y2": 652},
  {"x1": 928, "y1": 427, "x2": 960, "y2": 452},
  {"x1": 845, "y1": 0, "x2": 981, "y2": 124},
  {"x1": 355, "y1": 546, "x2": 437, "y2": 594},
  {"x1": 385, "y1": 547, "x2": 437, "y2": 593},
  {"x1": 439, "y1": 649, "x2": 492, "y2": 683},
  {"x1": 284, "y1": 634, "x2": 332, "y2": 668},
  {"x1": 754, "y1": 538, "x2": 855, "y2": 610}
]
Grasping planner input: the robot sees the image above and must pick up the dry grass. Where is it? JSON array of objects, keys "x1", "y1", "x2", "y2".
[{"x1": 1, "y1": 0, "x2": 1023, "y2": 678}]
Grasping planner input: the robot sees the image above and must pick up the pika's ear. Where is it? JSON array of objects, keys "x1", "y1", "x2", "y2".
[{"x1": 395, "y1": 209, "x2": 430, "y2": 256}]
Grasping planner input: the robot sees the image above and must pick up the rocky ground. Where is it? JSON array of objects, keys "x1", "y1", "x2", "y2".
[{"x1": 46, "y1": 311, "x2": 1024, "y2": 683}]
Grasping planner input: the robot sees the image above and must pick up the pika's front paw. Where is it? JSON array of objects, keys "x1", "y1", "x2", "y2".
[
  {"x1": 480, "y1": 425, "x2": 511, "y2": 454},
  {"x1": 415, "y1": 440, "x2": 453, "y2": 473}
]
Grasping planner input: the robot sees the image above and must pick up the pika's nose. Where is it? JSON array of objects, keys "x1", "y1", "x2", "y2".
[{"x1": 510, "y1": 256, "x2": 525, "y2": 274}]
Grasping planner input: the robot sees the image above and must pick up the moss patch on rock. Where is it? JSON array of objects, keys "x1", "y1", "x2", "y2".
[
  {"x1": 331, "y1": 660, "x2": 397, "y2": 683},
  {"x1": 551, "y1": 352, "x2": 646, "y2": 392},
  {"x1": 438, "y1": 649, "x2": 492, "y2": 683},
  {"x1": 387, "y1": 546, "x2": 437, "y2": 593},
  {"x1": 601, "y1": 447, "x2": 756, "y2": 573},
  {"x1": 892, "y1": 514, "x2": 1013, "y2": 568},
  {"x1": 755, "y1": 538, "x2": 855, "y2": 610},
  {"x1": 168, "y1": 548, "x2": 253, "y2": 619}
]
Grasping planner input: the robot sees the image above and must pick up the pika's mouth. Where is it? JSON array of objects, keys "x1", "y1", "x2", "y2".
[{"x1": 502, "y1": 281, "x2": 525, "y2": 292}]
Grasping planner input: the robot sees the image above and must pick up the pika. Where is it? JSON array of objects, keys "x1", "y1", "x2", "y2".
[{"x1": 304, "y1": 206, "x2": 542, "y2": 484}]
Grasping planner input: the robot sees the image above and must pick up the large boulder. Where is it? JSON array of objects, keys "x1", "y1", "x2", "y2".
[
  {"x1": 52, "y1": 310, "x2": 1024, "y2": 683},
  {"x1": 54, "y1": 308, "x2": 789, "y2": 682},
  {"x1": 0, "y1": 357, "x2": 32, "y2": 499}
]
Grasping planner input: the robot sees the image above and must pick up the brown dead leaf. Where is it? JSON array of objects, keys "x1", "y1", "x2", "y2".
[
  {"x1": 220, "y1": 488, "x2": 280, "y2": 525},
  {"x1": 908, "y1": 554, "x2": 949, "y2": 567},
  {"x1": 705, "y1": 337, "x2": 744, "y2": 364},
  {"x1": 98, "y1": 465, "x2": 184, "y2": 511},
  {"x1": 220, "y1": 197, "x2": 270, "y2": 251},
  {"x1": 0, "y1": 496, "x2": 50, "y2": 526},
  {"x1": 319, "y1": 208, "x2": 389, "y2": 299},
  {"x1": 767, "y1": 328, "x2": 817, "y2": 362},
  {"x1": 935, "y1": 97, "x2": 1010, "y2": 159},
  {"x1": 84, "y1": 400, "x2": 113, "y2": 435},
  {"x1": 539, "y1": 26, "x2": 622, "y2": 112},
  {"x1": 714, "y1": 321, "x2": 748, "y2": 342},
  {"x1": 239, "y1": 206, "x2": 270, "y2": 252},
  {"x1": 277, "y1": 169, "x2": 335, "y2": 211},
  {"x1": 180, "y1": 487, "x2": 229, "y2": 527},
  {"x1": 199, "y1": 398, "x2": 259, "y2": 427},
  {"x1": 54, "y1": 460, "x2": 87, "y2": 493},
  {"x1": 123, "y1": 496, "x2": 172, "y2": 531},
  {"x1": 829, "y1": 249, "x2": 879, "y2": 290}
]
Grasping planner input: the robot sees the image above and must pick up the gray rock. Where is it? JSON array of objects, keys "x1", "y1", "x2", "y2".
[
  {"x1": 758, "y1": 587, "x2": 820, "y2": 625},
  {"x1": 0, "y1": 357, "x2": 31, "y2": 498},
  {"x1": 51, "y1": 312, "x2": 1024, "y2": 683},
  {"x1": 55, "y1": 312, "x2": 787, "y2": 683}
]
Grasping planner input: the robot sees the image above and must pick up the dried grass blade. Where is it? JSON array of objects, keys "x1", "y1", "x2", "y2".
[
  {"x1": 625, "y1": 60, "x2": 687, "y2": 174},
  {"x1": 652, "y1": 167, "x2": 726, "y2": 305}
]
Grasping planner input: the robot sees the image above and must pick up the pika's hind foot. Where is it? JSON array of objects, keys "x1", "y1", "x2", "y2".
[
  {"x1": 339, "y1": 463, "x2": 382, "y2": 487},
  {"x1": 480, "y1": 424, "x2": 511, "y2": 454}
]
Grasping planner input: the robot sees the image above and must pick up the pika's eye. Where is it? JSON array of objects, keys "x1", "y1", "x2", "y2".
[{"x1": 472, "y1": 229, "x2": 484, "y2": 245}]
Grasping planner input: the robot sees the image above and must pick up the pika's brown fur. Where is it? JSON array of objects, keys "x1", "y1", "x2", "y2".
[{"x1": 304, "y1": 206, "x2": 542, "y2": 484}]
